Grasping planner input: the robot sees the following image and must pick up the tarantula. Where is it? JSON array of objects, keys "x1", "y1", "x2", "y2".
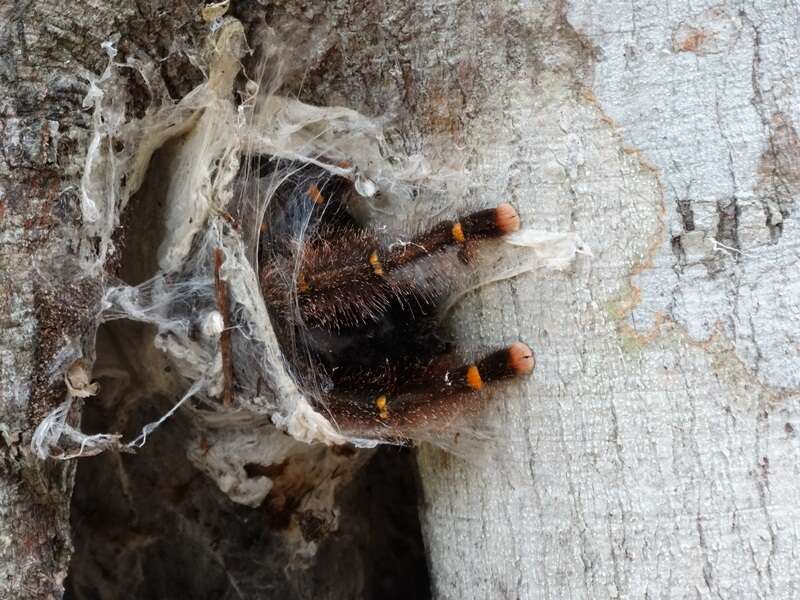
[{"x1": 257, "y1": 158, "x2": 534, "y2": 439}]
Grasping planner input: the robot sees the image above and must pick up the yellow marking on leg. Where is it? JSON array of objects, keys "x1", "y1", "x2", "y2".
[
  {"x1": 466, "y1": 364, "x2": 483, "y2": 390},
  {"x1": 369, "y1": 251, "x2": 384, "y2": 276},
  {"x1": 307, "y1": 184, "x2": 326, "y2": 204},
  {"x1": 451, "y1": 222, "x2": 465, "y2": 243},
  {"x1": 375, "y1": 395, "x2": 389, "y2": 420},
  {"x1": 297, "y1": 273, "x2": 310, "y2": 293}
]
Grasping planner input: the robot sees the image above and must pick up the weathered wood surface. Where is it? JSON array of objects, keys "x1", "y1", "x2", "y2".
[
  {"x1": 0, "y1": 2, "x2": 205, "y2": 597},
  {"x1": 411, "y1": 3, "x2": 800, "y2": 599}
]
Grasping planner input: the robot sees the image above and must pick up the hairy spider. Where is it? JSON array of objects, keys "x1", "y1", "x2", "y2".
[{"x1": 257, "y1": 158, "x2": 534, "y2": 440}]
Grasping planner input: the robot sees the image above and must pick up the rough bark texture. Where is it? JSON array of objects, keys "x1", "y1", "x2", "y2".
[
  {"x1": 412, "y1": 3, "x2": 800, "y2": 599},
  {"x1": 1, "y1": 1, "x2": 798, "y2": 599},
  {"x1": 0, "y1": 1, "x2": 213, "y2": 596}
]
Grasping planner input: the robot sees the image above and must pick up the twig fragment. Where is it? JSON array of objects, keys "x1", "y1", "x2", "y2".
[{"x1": 214, "y1": 247, "x2": 234, "y2": 407}]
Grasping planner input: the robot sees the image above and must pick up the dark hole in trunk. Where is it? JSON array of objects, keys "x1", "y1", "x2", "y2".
[{"x1": 64, "y1": 377, "x2": 431, "y2": 599}]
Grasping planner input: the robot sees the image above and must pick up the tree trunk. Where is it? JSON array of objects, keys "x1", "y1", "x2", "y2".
[
  {"x1": 2, "y1": 1, "x2": 798, "y2": 599},
  {"x1": 0, "y1": 2, "x2": 208, "y2": 598},
  {"x1": 413, "y1": 3, "x2": 800, "y2": 599}
]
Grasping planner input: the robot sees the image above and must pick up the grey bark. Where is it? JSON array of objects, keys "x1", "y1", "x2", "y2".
[
  {"x1": 2, "y1": 1, "x2": 799, "y2": 599},
  {"x1": 0, "y1": 2, "x2": 206, "y2": 598},
  {"x1": 412, "y1": 3, "x2": 800, "y2": 599}
]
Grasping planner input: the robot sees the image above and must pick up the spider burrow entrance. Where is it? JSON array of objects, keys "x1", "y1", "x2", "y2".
[{"x1": 254, "y1": 156, "x2": 536, "y2": 443}]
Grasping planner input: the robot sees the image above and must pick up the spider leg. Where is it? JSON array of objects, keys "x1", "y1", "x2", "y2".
[
  {"x1": 406, "y1": 341, "x2": 535, "y2": 394},
  {"x1": 325, "y1": 342, "x2": 535, "y2": 430},
  {"x1": 258, "y1": 160, "x2": 364, "y2": 327},
  {"x1": 291, "y1": 203, "x2": 521, "y2": 329},
  {"x1": 382, "y1": 202, "x2": 520, "y2": 268},
  {"x1": 259, "y1": 160, "x2": 359, "y2": 251},
  {"x1": 257, "y1": 155, "x2": 522, "y2": 330}
]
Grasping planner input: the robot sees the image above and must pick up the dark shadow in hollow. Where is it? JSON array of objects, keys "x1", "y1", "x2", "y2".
[
  {"x1": 64, "y1": 361, "x2": 431, "y2": 600},
  {"x1": 64, "y1": 321, "x2": 432, "y2": 600}
]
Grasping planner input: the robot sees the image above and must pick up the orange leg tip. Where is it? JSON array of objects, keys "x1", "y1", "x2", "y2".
[
  {"x1": 495, "y1": 203, "x2": 521, "y2": 234},
  {"x1": 508, "y1": 342, "x2": 535, "y2": 376}
]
